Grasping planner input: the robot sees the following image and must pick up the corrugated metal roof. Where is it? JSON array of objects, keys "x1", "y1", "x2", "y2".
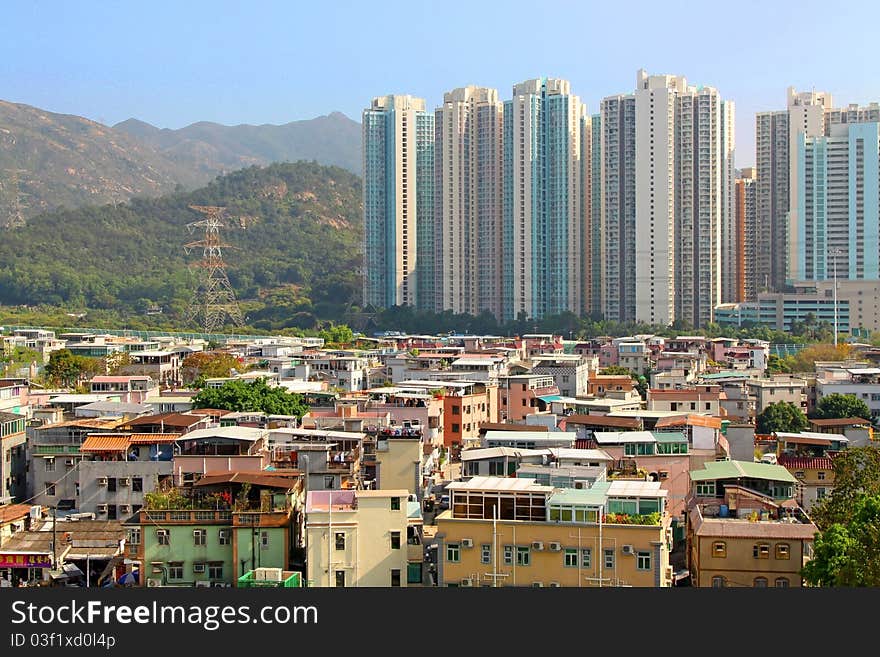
[
  {"x1": 80, "y1": 434, "x2": 131, "y2": 452},
  {"x1": 778, "y1": 456, "x2": 835, "y2": 471},
  {"x1": 592, "y1": 431, "x2": 656, "y2": 444},
  {"x1": 447, "y1": 476, "x2": 553, "y2": 493},
  {"x1": 689, "y1": 460, "x2": 798, "y2": 483},
  {"x1": 808, "y1": 417, "x2": 870, "y2": 427},
  {"x1": 655, "y1": 414, "x2": 723, "y2": 429},
  {"x1": 563, "y1": 414, "x2": 641, "y2": 429}
]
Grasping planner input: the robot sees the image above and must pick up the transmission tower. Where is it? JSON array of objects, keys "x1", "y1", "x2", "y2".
[
  {"x1": 184, "y1": 205, "x2": 245, "y2": 332},
  {"x1": 1, "y1": 168, "x2": 29, "y2": 229}
]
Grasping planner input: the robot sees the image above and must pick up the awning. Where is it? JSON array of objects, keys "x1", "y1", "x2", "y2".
[
  {"x1": 80, "y1": 435, "x2": 131, "y2": 452},
  {"x1": 129, "y1": 433, "x2": 180, "y2": 444},
  {"x1": 537, "y1": 395, "x2": 563, "y2": 403},
  {"x1": 49, "y1": 563, "x2": 84, "y2": 580}
]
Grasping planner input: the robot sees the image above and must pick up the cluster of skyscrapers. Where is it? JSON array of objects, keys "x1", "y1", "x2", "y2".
[{"x1": 363, "y1": 70, "x2": 880, "y2": 329}]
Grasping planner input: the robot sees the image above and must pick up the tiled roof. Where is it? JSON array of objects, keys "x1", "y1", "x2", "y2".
[
  {"x1": 80, "y1": 434, "x2": 131, "y2": 452},
  {"x1": 778, "y1": 456, "x2": 835, "y2": 471},
  {"x1": 0, "y1": 504, "x2": 34, "y2": 524},
  {"x1": 125, "y1": 412, "x2": 204, "y2": 428},
  {"x1": 655, "y1": 414, "x2": 723, "y2": 429},
  {"x1": 808, "y1": 417, "x2": 871, "y2": 427},
  {"x1": 128, "y1": 433, "x2": 181, "y2": 444}
]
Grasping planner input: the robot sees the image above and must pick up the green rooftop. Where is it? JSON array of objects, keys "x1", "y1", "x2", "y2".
[
  {"x1": 689, "y1": 460, "x2": 797, "y2": 483},
  {"x1": 653, "y1": 431, "x2": 687, "y2": 443},
  {"x1": 549, "y1": 482, "x2": 611, "y2": 507}
]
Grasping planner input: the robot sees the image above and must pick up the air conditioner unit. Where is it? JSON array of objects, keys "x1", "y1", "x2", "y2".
[
  {"x1": 151, "y1": 563, "x2": 163, "y2": 574},
  {"x1": 531, "y1": 541, "x2": 544, "y2": 551},
  {"x1": 120, "y1": 505, "x2": 132, "y2": 515},
  {"x1": 460, "y1": 578, "x2": 473, "y2": 587},
  {"x1": 548, "y1": 542, "x2": 562, "y2": 552},
  {"x1": 665, "y1": 566, "x2": 674, "y2": 581},
  {"x1": 461, "y1": 538, "x2": 474, "y2": 548},
  {"x1": 532, "y1": 582, "x2": 543, "y2": 588},
  {"x1": 621, "y1": 544, "x2": 635, "y2": 555},
  {"x1": 97, "y1": 504, "x2": 108, "y2": 514},
  {"x1": 97, "y1": 477, "x2": 108, "y2": 486},
  {"x1": 146, "y1": 578, "x2": 161, "y2": 588},
  {"x1": 194, "y1": 580, "x2": 211, "y2": 588},
  {"x1": 549, "y1": 581, "x2": 561, "y2": 588},
  {"x1": 212, "y1": 582, "x2": 230, "y2": 588},
  {"x1": 193, "y1": 563, "x2": 206, "y2": 573},
  {"x1": 120, "y1": 477, "x2": 131, "y2": 487}
]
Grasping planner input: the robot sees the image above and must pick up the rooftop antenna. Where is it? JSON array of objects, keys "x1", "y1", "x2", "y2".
[{"x1": 184, "y1": 205, "x2": 245, "y2": 332}]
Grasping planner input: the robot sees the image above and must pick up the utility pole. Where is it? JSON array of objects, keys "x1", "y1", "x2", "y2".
[{"x1": 51, "y1": 506, "x2": 57, "y2": 574}]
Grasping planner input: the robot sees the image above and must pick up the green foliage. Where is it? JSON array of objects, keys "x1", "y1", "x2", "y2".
[
  {"x1": 181, "y1": 352, "x2": 244, "y2": 383},
  {"x1": 44, "y1": 349, "x2": 104, "y2": 386},
  {"x1": 755, "y1": 401, "x2": 808, "y2": 434},
  {"x1": 600, "y1": 366, "x2": 633, "y2": 376},
  {"x1": 766, "y1": 354, "x2": 793, "y2": 374},
  {"x1": 0, "y1": 162, "x2": 363, "y2": 330},
  {"x1": 318, "y1": 324, "x2": 354, "y2": 347},
  {"x1": 810, "y1": 393, "x2": 873, "y2": 422},
  {"x1": 802, "y1": 495, "x2": 880, "y2": 586},
  {"x1": 191, "y1": 378, "x2": 309, "y2": 418},
  {"x1": 810, "y1": 446, "x2": 880, "y2": 529}
]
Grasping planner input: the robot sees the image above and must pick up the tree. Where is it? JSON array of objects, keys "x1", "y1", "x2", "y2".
[
  {"x1": 789, "y1": 343, "x2": 852, "y2": 373},
  {"x1": 44, "y1": 349, "x2": 104, "y2": 387},
  {"x1": 810, "y1": 446, "x2": 880, "y2": 529},
  {"x1": 600, "y1": 366, "x2": 633, "y2": 376},
  {"x1": 182, "y1": 352, "x2": 244, "y2": 383},
  {"x1": 191, "y1": 379, "x2": 309, "y2": 418},
  {"x1": 801, "y1": 494, "x2": 880, "y2": 586},
  {"x1": 811, "y1": 393, "x2": 872, "y2": 422},
  {"x1": 755, "y1": 401, "x2": 808, "y2": 434}
]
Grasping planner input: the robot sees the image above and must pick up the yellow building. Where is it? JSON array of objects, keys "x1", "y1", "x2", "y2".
[
  {"x1": 436, "y1": 476, "x2": 672, "y2": 587},
  {"x1": 305, "y1": 489, "x2": 423, "y2": 587},
  {"x1": 778, "y1": 455, "x2": 835, "y2": 512},
  {"x1": 686, "y1": 460, "x2": 818, "y2": 588},
  {"x1": 375, "y1": 435, "x2": 422, "y2": 496}
]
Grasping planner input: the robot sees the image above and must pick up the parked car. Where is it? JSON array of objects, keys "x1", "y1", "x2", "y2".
[{"x1": 438, "y1": 494, "x2": 450, "y2": 510}]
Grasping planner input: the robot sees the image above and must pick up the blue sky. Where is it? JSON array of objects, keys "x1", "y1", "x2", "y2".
[{"x1": 2, "y1": 0, "x2": 879, "y2": 167}]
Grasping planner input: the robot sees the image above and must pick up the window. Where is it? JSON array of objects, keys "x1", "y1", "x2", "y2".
[
  {"x1": 107, "y1": 505, "x2": 117, "y2": 520},
  {"x1": 208, "y1": 563, "x2": 223, "y2": 579},
  {"x1": 218, "y1": 529, "x2": 230, "y2": 545},
  {"x1": 447, "y1": 543, "x2": 461, "y2": 563},
  {"x1": 45, "y1": 484, "x2": 55, "y2": 496},
  {"x1": 156, "y1": 530, "x2": 169, "y2": 546},
  {"x1": 335, "y1": 532, "x2": 345, "y2": 550},
  {"x1": 753, "y1": 543, "x2": 770, "y2": 559},
  {"x1": 564, "y1": 548, "x2": 578, "y2": 567},
  {"x1": 451, "y1": 423, "x2": 460, "y2": 433},
  {"x1": 127, "y1": 528, "x2": 141, "y2": 545},
  {"x1": 391, "y1": 531, "x2": 401, "y2": 550},
  {"x1": 712, "y1": 542, "x2": 726, "y2": 558},
  {"x1": 335, "y1": 570, "x2": 345, "y2": 588},
  {"x1": 696, "y1": 481, "x2": 716, "y2": 497},
  {"x1": 817, "y1": 471, "x2": 825, "y2": 480},
  {"x1": 637, "y1": 551, "x2": 651, "y2": 571},
  {"x1": 452, "y1": 406, "x2": 460, "y2": 415},
  {"x1": 775, "y1": 577, "x2": 789, "y2": 588},
  {"x1": 391, "y1": 497, "x2": 401, "y2": 511},
  {"x1": 260, "y1": 531, "x2": 269, "y2": 549},
  {"x1": 581, "y1": 548, "x2": 592, "y2": 568},
  {"x1": 481, "y1": 544, "x2": 491, "y2": 564},
  {"x1": 604, "y1": 549, "x2": 615, "y2": 570},
  {"x1": 132, "y1": 477, "x2": 143, "y2": 492},
  {"x1": 775, "y1": 543, "x2": 790, "y2": 560},
  {"x1": 754, "y1": 577, "x2": 768, "y2": 588},
  {"x1": 391, "y1": 569, "x2": 401, "y2": 587},
  {"x1": 817, "y1": 487, "x2": 827, "y2": 499},
  {"x1": 193, "y1": 529, "x2": 206, "y2": 546},
  {"x1": 45, "y1": 458, "x2": 55, "y2": 472},
  {"x1": 107, "y1": 477, "x2": 116, "y2": 492},
  {"x1": 323, "y1": 475, "x2": 335, "y2": 489},
  {"x1": 168, "y1": 563, "x2": 184, "y2": 580},
  {"x1": 516, "y1": 546, "x2": 530, "y2": 566},
  {"x1": 503, "y1": 546, "x2": 513, "y2": 565},
  {"x1": 712, "y1": 576, "x2": 726, "y2": 588}
]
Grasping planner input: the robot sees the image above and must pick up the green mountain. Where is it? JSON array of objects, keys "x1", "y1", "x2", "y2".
[
  {"x1": 113, "y1": 112, "x2": 362, "y2": 178},
  {"x1": 0, "y1": 162, "x2": 364, "y2": 331},
  {"x1": 0, "y1": 100, "x2": 206, "y2": 226}
]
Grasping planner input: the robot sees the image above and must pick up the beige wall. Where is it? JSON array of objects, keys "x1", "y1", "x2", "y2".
[
  {"x1": 437, "y1": 514, "x2": 671, "y2": 587},
  {"x1": 691, "y1": 534, "x2": 806, "y2": 587},
  {"x1": 378, "y1": 438, "x2": 421, "y2": 495},
  {"x1": 305, "y1": 491, "x2": 410, "y2": 587}
]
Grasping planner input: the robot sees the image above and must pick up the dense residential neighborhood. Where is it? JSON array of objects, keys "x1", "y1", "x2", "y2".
[{"x1": 2, "y1": 325, "x2": 877, "y2": 588}]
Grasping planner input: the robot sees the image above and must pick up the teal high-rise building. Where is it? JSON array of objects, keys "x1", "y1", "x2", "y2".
[
  {"x1": 362, "y1": 95, "x2": 434, "y2": 310},
  {"x1": 797, "y1": 121, "x2": 880, "y2": 282},
  {"x1": 502, "y1": 78, "x2": 588, "y2": 321}
]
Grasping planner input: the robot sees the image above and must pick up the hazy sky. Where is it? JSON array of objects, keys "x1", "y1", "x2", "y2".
[{"x1": 2, "y1": 0, "x2": 879, "y2": 168}]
